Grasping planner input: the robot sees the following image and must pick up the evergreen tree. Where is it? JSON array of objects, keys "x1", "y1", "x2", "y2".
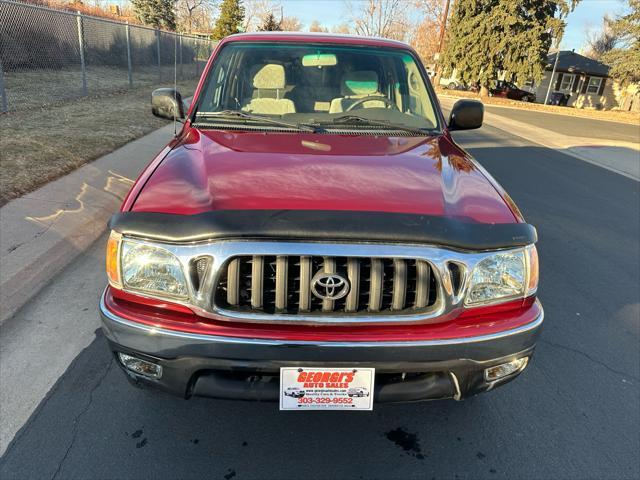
[
  {"x1": 131, "y1": 0, "x2": 176, "y2": 30},
  {"x1": 441, "y1": 0, "x2": 579, "y2": 95},
  {"x1": 260, "y1": 13, "x2": 282, "y2": 31},
  {"x1": 602, "y1": 0, "x2": 640, "y2": 86},
  {"x1": 212, "y1": 0, "x2": 245, "y2": 40}
]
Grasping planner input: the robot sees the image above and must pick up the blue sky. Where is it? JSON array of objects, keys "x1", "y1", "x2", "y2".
[
  {"x1": 277, "y1": 0, "x2": 629, "y2": 51},
  {"x1": 559, "y1": 0, "x2": 628, "y2": 49}
]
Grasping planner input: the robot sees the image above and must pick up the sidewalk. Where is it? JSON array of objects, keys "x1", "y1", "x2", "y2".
[
  {"x1": 0, "y1": 124, "x2": 175, "y2": 324},
  {"x1": 439, "y1": 95, "x2": 640, "y2": 181}
]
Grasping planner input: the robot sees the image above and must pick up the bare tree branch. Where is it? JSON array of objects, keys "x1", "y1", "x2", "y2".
[{"x1": 346, "y1": 0, "x2": 409, "y2": 40}]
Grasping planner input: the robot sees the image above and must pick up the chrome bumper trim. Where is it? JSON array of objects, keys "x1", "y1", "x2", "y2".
[{"x1": 100, "y1": 291, "x2": 543, "y2": 348}]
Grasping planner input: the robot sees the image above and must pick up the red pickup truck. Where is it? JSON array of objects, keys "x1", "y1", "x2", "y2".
[{"x1": 100, "y1": 32, "x2": 541, "y2": 407}]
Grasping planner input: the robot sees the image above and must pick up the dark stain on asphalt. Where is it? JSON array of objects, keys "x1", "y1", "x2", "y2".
[
  {"x1": 241, "y1": 441, "x2": 248, "y2": 447},
  {"x1": 490, "y1": 469, "x2": 497, "y2": 474},
  {"x1": 385, "y1": 428, "x2": 425, "y2": 460},
  {"x1": 224, "y1": 469, "x2": 236, "y2": 479},
  {"x1": 477, "y1": 452, "x2": 486, "y2": 459},
  {"x1": 136, "y1": 438, "x2": 148, "y2": 449},
  {"x1": 131, "y1": 429, "x2": 143, "y2": 439},
  {"x1": 190, "y1": 438, "x2": 199, "y2": 444}
]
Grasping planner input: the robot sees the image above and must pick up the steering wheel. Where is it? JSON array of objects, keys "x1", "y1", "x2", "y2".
[{"x1": 345, "y1": 95, "x2": 399, "y2": 112}]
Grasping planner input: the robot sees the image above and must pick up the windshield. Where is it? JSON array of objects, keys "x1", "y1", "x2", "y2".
[{"x1": 194, "y1": 42, "x2": 440, "y2": 133}]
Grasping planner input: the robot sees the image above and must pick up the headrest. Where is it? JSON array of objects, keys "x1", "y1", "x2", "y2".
[
  {"x1": 341, "y1": 71, "x2": 379, "y2": 96},
  {"x1": 253, "y1": 64, "x2": 286, "y2": 90}
]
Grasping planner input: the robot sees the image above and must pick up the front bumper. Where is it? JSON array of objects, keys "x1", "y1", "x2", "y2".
[{"x1": 100, "y1": 293, "x2": 543, "y2": 403}]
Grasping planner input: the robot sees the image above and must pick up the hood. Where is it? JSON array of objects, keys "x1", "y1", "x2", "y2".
[{"x1": 130, "y1": 127, "x2": 519, "y2": 224}]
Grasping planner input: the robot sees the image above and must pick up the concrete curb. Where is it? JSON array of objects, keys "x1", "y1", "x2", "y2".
[{"x1": 0, "y1": 124, "x2": 175, "y2": 325}]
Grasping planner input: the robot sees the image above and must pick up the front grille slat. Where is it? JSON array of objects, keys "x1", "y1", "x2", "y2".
[
  {"x1": 275, "y1": 256, "x2": 288, "y2": 312},
  {"x1": 415, "y1": 260, "x2": 431, "y2": 308},
  {"x1": 226, "y1": 258, "x2": 240, "y2": 306},
  {"x1": 392, "y1": 259, "x2": 407, "y2": 311},
  {"x1": 215, "y1": 254, "x2": 438, "y2": 317},
  {"x1": 368, "y1": 258, "x2": 383, "y2": 312},
  {"x1": 299, "y1": 256, "x2": 312, "y2": 312},
  {"x1": 345, "y1": 257, "x2": 360, "y2": 312},
  {"x1": 251, "y1": 255, "x2": 264, "y2": 309}
]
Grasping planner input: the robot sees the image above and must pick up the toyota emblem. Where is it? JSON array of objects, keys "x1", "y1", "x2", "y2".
[{"x1": 311, "y1": 272, "x2": 350, "y2": 300}]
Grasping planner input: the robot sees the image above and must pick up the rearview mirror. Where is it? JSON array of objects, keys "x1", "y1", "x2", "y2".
[
  {"x1": 302, "y1": 53, "x2": 337, "y2": 67},
  {"x1": 151, "y1": 88, "x2": 185, "y2": 121},
  {"x1": 448, "y1": 99, "x2": 483, "y2": 131}
]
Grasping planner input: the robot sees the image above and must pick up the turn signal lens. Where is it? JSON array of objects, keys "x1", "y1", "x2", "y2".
[
  {"x1": 106, "y1": 231, "x2": 122, "y2": 288},
  {"x1": 526, "y1": 245, "x2": 539, "y2": 296}
]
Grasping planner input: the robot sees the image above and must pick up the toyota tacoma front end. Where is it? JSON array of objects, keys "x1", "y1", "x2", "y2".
[{"x1": 100, "y1": 32, "x2": 542, "y2": 407}]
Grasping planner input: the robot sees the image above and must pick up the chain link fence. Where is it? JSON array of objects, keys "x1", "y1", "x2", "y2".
[{"x1": 0, "y1": 0, "x2": 216, "y2": 112}]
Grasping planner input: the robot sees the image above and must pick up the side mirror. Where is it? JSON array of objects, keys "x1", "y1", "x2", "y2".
[
  {"x1": 151, "y1": 88, "x2": 185, "y2": 121},
  {"x1": 448, "y1": 99, "x2": 483, "y2": 131}
]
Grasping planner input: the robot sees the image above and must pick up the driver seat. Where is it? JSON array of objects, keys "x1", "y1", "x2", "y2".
[{"x1": 329, "y1": 71, "x2": 386, "y2": 113}]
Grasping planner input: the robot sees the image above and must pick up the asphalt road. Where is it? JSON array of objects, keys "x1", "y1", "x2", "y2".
[
  {"x1": 1, "y1": 120, "x2": 639, "y2": 479},
  {"x1": 482, "y1": 105, "x2": 640, "y2": 143}
]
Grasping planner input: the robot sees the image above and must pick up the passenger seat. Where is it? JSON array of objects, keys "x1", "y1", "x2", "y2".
[{"x1": 242, "y1": 64, "x2": 296, "y2": 115}]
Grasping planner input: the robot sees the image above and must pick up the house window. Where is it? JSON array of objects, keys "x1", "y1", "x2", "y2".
[
  {"x1": 586, "y1": 77, "x2": 603, "y2": 94},
  {"x1": 560, "y1": 74, "x2": 575, "y2": 91}
]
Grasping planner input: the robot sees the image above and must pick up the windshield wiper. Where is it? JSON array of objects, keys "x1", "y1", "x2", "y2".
[
  {"x1": 196, "y1": 110, "x2": 316, "y2": 132},
  {"x1": 324, "y1": 115, "x2": 429, "y2": 135}
]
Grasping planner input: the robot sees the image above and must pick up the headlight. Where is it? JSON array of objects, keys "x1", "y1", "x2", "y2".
[
  {"x1": 465, "y1": 246, "x2": 538, "y2": 306},
  {"x1": 119, "y1": 239, "x2": 188, "y2": 299}
]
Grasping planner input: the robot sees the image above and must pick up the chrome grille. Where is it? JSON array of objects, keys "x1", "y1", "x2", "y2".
[{"x1": 214, "y1": 256, "x2": 438, "y2": 315}]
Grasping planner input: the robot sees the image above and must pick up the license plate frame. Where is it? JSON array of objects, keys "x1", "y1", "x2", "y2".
[{"x1": 279, "y1": 367, "x2": 375, "y2": 411}]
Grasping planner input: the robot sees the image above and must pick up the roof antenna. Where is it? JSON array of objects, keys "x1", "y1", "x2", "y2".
[{"x1": 173, "y1": 32, "x2": 178, "y2": 136}]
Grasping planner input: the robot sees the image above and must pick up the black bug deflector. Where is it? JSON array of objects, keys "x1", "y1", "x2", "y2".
[{"x1": 108, "y1": 210, "x2": 537, "y2": 250}]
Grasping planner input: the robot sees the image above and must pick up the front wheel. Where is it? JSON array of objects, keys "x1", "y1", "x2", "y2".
[{"x1": 521, "y1": 95, "x2": 530, "y2": 102}]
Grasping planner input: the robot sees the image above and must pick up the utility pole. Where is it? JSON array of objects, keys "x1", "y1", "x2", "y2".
[
  {"x1": 544, "y1": 42, "x2": 561, "y2": 105},
  {"x1": 433, "y1": 0, "x2": 451, "y2": 87},
  {"x1": 437, "y1": 0, "x2": 451, "y2": 54}
]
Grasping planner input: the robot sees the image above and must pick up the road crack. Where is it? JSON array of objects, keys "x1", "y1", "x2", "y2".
[
  {"x1": 50, "y1": 358, "x2": 114, "y2": 480},
  {"x1": 539, "y1": 339, "x2": 639, "y2": 382}
]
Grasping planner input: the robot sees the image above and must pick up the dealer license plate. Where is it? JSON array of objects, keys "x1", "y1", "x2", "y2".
[{"x1": 279, "y1": 367, "x2": 375, "y2": 411}]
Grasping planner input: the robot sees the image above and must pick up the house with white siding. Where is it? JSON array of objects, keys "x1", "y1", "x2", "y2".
[{"x1": 526, "y1": 50, "x2": 615, "y2": 109}]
